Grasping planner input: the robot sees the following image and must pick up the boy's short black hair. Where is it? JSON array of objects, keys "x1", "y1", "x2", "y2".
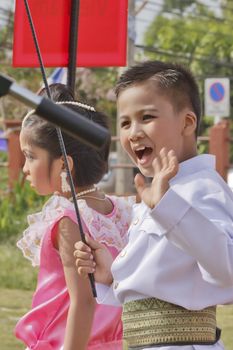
[{"x1": 115, "y1": 60, "x2": 201, "y2": 137}]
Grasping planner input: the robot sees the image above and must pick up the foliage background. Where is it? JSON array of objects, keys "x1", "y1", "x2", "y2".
[
  {"x1": 1, "y1": 0, "x2": 233, "y2": 348},
  {"x1": 2, "y1": 1, "x2": 233, "y2": 148}
]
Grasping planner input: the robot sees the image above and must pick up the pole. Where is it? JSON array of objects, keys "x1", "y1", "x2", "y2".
[
  {"x1": 67, "y1": 0, "x2": 80, "y2": 93},
  {"x1": 64, "y1": 0, "x2": 98, "y2": 297},
  {"x1": 115, "y1": 0, "x2": 136, "y2": 195}
]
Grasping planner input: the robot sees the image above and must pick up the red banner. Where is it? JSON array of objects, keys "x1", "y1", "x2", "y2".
[{"x1": 13, "y1": 0, "x2": 128, "y2": 67}]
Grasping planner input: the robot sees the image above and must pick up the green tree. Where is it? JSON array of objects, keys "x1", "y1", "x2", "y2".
[
  {"x1": 144, "y1": 1, "x2": 233, "y2": 76},
  {"x1": 141, "y1": 0, "x2": 233, "y2": 157},
  {"x1": 163, "y1": 0, "x2": 196, "y2": 13}
]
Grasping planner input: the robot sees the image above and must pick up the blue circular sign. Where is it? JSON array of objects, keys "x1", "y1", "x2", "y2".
[{"x1": 209, "y1": 82, "x2": 225, "y2": 102}]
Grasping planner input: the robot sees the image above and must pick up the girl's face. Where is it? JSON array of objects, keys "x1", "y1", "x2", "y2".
[{"x1": 20, "y1": 130, "x2": 63, "y2": 196}]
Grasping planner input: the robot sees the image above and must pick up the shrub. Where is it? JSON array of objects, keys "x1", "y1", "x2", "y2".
[
  {"x1": 0, "y1": 179, "x2": 45, "y2": 290},
  {"x1": 0, "y1": 179, "x2": 47, "y2": 243}
]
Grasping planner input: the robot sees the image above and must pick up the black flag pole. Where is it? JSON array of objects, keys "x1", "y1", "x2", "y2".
[
  {"x1": 67, "y1": 0, "x2": 80, "y2": 93},
  {"x1": 66, "y1": 0, "x2": 97, "y2": 297}
]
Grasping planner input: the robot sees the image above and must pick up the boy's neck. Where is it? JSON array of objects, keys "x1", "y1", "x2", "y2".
[{"x1": 179, "y1": 148, "x2": 198, "y2": 163}]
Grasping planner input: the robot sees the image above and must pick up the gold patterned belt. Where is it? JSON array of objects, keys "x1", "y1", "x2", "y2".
[{"x1": 122, "y1": 298, "x2": 220, "y2": 348}]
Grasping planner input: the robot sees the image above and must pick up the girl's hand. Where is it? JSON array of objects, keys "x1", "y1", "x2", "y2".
[
  {"x1": 74, "y1": 235, "x2": 114, "y2": 286},
  {"x1": 135, "y1": 148, "x2": 179, "y2": 209}
]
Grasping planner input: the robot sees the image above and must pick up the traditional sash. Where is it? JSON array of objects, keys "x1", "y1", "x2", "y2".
[{"x1": 122, "y1": 298, "x2": 220, "y2": 348}]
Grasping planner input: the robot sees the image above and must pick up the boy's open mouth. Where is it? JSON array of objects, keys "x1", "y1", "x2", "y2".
[{"x1": 135, "y1": 147, "x2": 153, "y2": 161}]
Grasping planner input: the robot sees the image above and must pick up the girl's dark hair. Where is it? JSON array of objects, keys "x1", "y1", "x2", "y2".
[
  {"x1": 22, "y1": 84, "x2": 111, "y2": 187},
  {"x1": 38, "y1": 83, "x2": 75, "y2": 101},
  {"x1": 115, "y1": 60, "x2": 201, "y2": 137}
]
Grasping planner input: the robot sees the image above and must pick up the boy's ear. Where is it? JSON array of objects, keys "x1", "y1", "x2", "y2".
[
  {"x1": 61, "y1": 155, "x2": 74, "y2": 172},
  {"x1": 183, "y1": 111, "x2": 197, "y2": 136}
]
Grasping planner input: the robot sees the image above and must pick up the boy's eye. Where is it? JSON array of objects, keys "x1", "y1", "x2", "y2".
[
  {"x1": 120, "y1": 120, "x2": 130, "y2": 128},
  {"x1": 143, "y1": 114, "x2": 155, "y2": 121}
]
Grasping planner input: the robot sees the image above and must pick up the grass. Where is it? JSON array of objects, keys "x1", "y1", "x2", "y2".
[
  {"x1": 0, "y1": 288, "x2": 33, "y2": 350},
  {"x1": 0, "y1": 167, "x2": 38, "y2": 347},
  {"x1": 0, "y1": 244, "x2": 37, "y2": 290},
  {"x1": 217, "y1": 305, "x2": 233, "y2": 349},
  {"x1": 0, "y1": 242, "x2": 36, "y2": 350}
]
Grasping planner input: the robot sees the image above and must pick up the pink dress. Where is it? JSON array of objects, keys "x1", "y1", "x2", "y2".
[{"x1": 15, "y1": 195, "x2": 134, "y2": 350}]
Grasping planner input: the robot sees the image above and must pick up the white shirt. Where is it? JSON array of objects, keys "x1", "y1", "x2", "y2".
[{"x1": 97, "y1": 155, "x2": 233, "y2": 350}]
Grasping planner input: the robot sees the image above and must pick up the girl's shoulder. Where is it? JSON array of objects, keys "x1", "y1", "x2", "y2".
[
  {"x1": 108, "y1": 194, "x2": 136, "y2": 221},
  {"x1": 110, "y1": 194, "x2": 136, "y2": 208},
  {"x1": 80, "y1": 195, "x2": 136, "y2": 251},
  {"x1": 16, "y1": 195, "x2": 75, "y2": 267}
]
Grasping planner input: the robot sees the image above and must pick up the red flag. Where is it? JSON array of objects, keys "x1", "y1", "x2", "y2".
[{"x1": 13, "y1": 0, "x2": 128, "y2": 67}]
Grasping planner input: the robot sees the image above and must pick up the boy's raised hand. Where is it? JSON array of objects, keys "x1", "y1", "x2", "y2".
[
  {"x1": 135, "y1": 148, "x2": 179, "y2": 209},
  {"x1": 74, "y1": 235, "x2": 114, "y2": 286}
]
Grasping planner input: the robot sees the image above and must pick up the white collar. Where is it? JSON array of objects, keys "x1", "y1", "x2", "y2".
[{"x1": 172, "y1": 154, "x2": 215, "y2": 181}]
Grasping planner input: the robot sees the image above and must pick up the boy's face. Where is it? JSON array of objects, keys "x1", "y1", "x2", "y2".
[{"x1": 117, "y1": 81, "x2": 195, "y2": 177}]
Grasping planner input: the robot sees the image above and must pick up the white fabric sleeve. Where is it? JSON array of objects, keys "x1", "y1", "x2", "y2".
[
  {"x1": 150, "y1": 188, "x2": 233, "y2": 287},
  {"x1": 95, "y1": 283, "x2": 121, "y2": 306}
]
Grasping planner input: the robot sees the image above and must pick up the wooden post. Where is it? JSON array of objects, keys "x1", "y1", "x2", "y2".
[
  {"x1": 115, "y1": 0, "x2": 135, "y2": 195},
  {"x1": 4, "y1": 120, "x2": 24, "y2": 188},
  {"x1": 209, "y1": 119, "x2": 230, "y2": 181}
]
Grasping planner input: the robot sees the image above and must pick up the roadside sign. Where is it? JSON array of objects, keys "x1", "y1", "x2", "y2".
[{"x1": 205, "y1": 78, "x2": 230, "y2": 118}]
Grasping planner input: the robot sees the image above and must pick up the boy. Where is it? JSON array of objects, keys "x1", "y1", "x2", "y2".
[{"x1": 74, "y1": 61, "x2": 233, "y2": 349}]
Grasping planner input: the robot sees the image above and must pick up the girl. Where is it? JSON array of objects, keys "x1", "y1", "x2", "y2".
[{"x1": 15, "y1": 84, "x2": 134, "y2": 350}]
